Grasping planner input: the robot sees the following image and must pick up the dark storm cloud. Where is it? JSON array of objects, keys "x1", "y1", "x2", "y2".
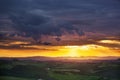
[
  {"x1": 0, "y1": 0, "x2": 15, "y2": 14},
  {"x1": 0, "y1": 0, "x2": 85, "y2": 41},
  {"x1": 0, "y1": 0, "x2": 32, "y2": 14},
  {"x1": 0, "y1": 0, "x2": 120, "y2": 45}
]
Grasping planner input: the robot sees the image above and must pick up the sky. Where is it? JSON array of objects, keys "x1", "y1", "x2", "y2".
[{"x1": 0, "y1": 0, "x2": 120, "y2": 58}]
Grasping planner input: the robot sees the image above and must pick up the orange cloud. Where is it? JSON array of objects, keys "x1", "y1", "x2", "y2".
[{"x1": 98, "y1": 40, "x2": 120, "y2": 44}]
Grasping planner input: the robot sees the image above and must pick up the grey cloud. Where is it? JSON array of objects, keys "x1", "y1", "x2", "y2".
[
  {"x1": 8, "y1": 10, "x2": 84, "y2": 41},
  {"x1": 0, "y1": 0, "x2": 120, "y2": 44}
]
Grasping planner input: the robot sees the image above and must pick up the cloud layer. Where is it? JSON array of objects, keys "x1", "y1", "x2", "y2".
[{"x1": 0, "y1": 0, "x2": 120, "y2": 46}]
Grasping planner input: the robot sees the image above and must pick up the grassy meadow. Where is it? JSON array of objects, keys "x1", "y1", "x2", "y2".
[{"x1": 0, "y1": 58, "x2": 119, "y2": 80}]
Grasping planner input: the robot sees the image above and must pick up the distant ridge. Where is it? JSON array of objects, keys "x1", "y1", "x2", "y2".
[{"x1": 0, "y1": 56, "x2": 120, "y2": 63}]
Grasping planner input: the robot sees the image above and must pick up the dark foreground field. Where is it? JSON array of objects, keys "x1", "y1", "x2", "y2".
[{"x1": 0, "y1": 58, "x2": 120, "y2": 80}]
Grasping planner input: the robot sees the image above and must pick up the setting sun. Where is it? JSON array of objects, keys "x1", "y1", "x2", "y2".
[{"x1": 65, "y1": 46, "x2": 80, "y2": 57}]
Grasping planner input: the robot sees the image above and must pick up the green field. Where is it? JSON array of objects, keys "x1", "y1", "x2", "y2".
[
  {"x1": 0, "y1": 76, "x2": 33, "y2": 80},
  {"x1": 0, "y1": 59, "x2": 119, "y2": 80}
]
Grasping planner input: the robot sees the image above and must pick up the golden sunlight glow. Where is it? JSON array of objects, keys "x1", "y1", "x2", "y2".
[
  {"x1": 98, "y1": 40, "x2": 120, "y2": 44},
  {"x1": 64, "y1": 44, "x2": 119, "y2": 57},
  {"x1": 0, "y1": 44, "x2": 120, "y2": 58},
  {"x1": 65, "y1": 46, "x2": 80, "y2": 57}
]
